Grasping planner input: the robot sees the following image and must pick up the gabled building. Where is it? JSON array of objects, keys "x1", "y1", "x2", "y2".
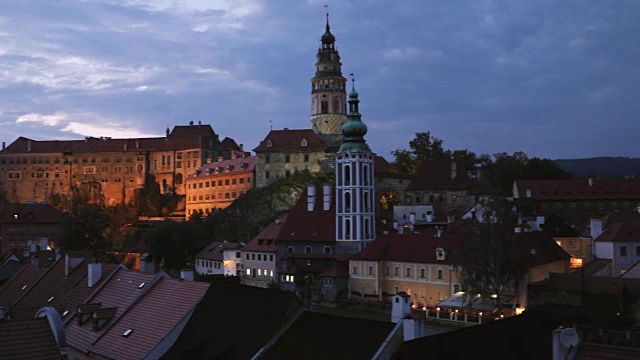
[
  {"x1": 404, "y1": 159, "x2": 480, "y2": 216},
  {"x1": 241, "y1": 214, "x2": 286, "y2": 288},
  {"x1": 0, "y1": 123, "x2": 243, "y2": 206},
  {"x1": 513, "y1": 178, "x2": 640, "y2": 224},
  {"x1": 254, "y1": 15, "x2": 347, "y2": 188},
  {"x1": 349, "y1": 231, "x2": 462, "y2": 307},
  {"x1": 540, "y1": 213, "x2": 592, "y2": 268},
  {"x1": 194, "y1": 241, "x2": 243, "y2": 277},
  {"x1": 0, "y1": 202, "x2": 68, "y2": 256},
  {"x1": 185, "y1": 156, "x2": 256, "y2": 217},
  {"x1": 0, "y1": 307, "x2": 67, "y2": 360}
]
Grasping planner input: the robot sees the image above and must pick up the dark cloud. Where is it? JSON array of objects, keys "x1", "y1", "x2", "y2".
[{"x1": 0, "y1": 0, "x2": 638, "y2": 160}]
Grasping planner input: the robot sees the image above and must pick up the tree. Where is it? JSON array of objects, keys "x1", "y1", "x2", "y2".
[
  {"x1": 135, "y1": 174, "x2": 163, "y2": 216},
  {"x1": 391, "y1": 132, "x2": 449, "y2": 173},
  {"x1": 481, "y1": 152, "x2": 572, "y2": 192},
  {"x1": 147, "y1": 220, "x2": 204, "y2": 271},
  {"x1": 458, "y1": 200, "x2": 527, "y2": 303}
]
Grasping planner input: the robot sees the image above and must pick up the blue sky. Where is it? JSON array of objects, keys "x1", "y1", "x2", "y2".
[{"x1": 0, "y1": 0, "x2": 638, "y2": 160}]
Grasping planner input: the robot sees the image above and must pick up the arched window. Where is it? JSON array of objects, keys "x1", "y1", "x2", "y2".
[
  {"x1": 324, "y1": 246, "x2": 332, "y2": 254},
  {"x1": 301, "y1": 138, "x2": 307, "y2": 147},
  {"x1": 363, "y1": 165, "x2": 369, "y2": 186},
  {"x1": 363, "y1": 192, "x2": 370, "y2": 212},
  {"x1": 305, "y1": 246, "x2": 312, "y2": 254},
  {"x1": 344, "y1": 165, "x2": 351, "y2": 185},
  {"x1": 344, "y1": 192, "x2": 351, "y2": 211},
  {"x1": 287, "y1": 246, "x2": 294, "y2": 253},
  {"x1": 345, "y1": 219, "x2": 351, "y2": 239}
]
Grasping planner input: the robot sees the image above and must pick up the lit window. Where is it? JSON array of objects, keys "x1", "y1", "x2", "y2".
[
  {"x1": 258, "y1": 269, "x2": 262, "y2": 276},
  {"x1": 246, "y1": 269, "x2": 251, "y2": 275}
]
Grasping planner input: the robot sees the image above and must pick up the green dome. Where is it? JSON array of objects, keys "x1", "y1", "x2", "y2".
[
  {"x1": 349, "y1": 88, "x2": 359, "y2": 99},
  {"x1": 342, "y1": 118, "x2": 367, "y2": 138}
]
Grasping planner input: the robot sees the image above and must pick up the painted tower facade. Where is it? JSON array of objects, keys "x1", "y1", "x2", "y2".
[
  {"x1": 335, "y1": 81, "x2": 375, "y2": 254},
  {"x1": 310, "y1": 14, "x2": 347, "y2": 136}
]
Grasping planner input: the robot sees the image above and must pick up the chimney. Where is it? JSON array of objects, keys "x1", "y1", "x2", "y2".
[
  {"x1": 140, "y1": 253, "x2": 156, "y2": 274},
  {"x1": 514, "y1": 227, "x2": 522, "y2": 233},
  {"x1": 29, "y1": 240, "x2": 37, "y2": 253},
  {"x1": 88, "y1": 262, "x2": 102, "y2": 288},
  {"x1": 307, "y1": 185, "x2": 316, "y2": 212},
  {"x1": 39, "y1": 237, "x2": 49, "y2": 250},
  {"x1": 27, "y1": 139, "x2": 32, "y2": 152},
  {"x1": 426, "y1": 211, "x2": 433, "y2": 223},
  {"x1": 135, "y1": 140, "x2": 139, "y2": 149},
  {"x1": 166, "y1": 127, "x2": 170, "y2": 138},
  {"x1": 403, "y1": 313, "x2": 426, "y2": 342},
  {"x1": 450, "y1": 162, "x2": 457, "y2": 180},
  {"x1": 124, "y1": 143, "x2": 128, "y2": 151},
  {"x1": 409, "y1": 213, "x2": 416, "y2": 225},
  {"x1": 590, "y1": 218, "x2": 603, "y2": 241},
  {"x1": 391, "y1": 293, "x2": 411, "y2": 323},
  {"x1": 436, "y1": 227, "x2": 443, "y2": 238},
  {"x1": 2, "y1": 141, "x2": 5, "y2": 150},
  {"x1": 525, "y1": 188, "x2": 532, "y2": 198},
  {"x1": 588, "y1": 178, "x2": 593, "y2": 187},
  {"x1": 65, "y1": 254, "x2": 83, "y2": 277},
  {"x1": 239, "y1": 144, "x2": 244, "y2": 151},
  {"x1": 323, "y1": 184, "x2": 331, "y2": 211},
  {"x1": 180, "y1": 269, "x2": 194, "y2": 281}
]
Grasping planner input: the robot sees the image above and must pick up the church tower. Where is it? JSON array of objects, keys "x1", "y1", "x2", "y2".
[
  {"x1": 310, "y1": 12, "x2": 347, "y2": 137},
  {"x1": 335, "y1": 79, "x2": 375, "y2": 254}
]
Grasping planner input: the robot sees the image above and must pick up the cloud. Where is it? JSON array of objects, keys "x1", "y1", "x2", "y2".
[
  {"x1": 16, "y1": 112, "x2": 67, "y2": 126},
  {"x1": 383, "y1": 47, "x2": 422, "y2": 61}
]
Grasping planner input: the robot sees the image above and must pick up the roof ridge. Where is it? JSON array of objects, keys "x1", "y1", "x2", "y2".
[
  {"x1": 0, "y1": 263, "x2": 29, "y2": 294},
  {"x1": 10, "y1": 256, "x2": 65, "y2": 308}
]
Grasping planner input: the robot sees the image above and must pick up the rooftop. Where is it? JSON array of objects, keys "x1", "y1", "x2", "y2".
[
  {"x1": 253, "y1": 129, "x2": 326, "y2": 152},
  {"x1": 276, "y1": 185, "x2": 336, "y2": 243},
  {"x1": 187, "y1": 156, "x2": 256, "y2": 179},
  {"x1": 194, "y1": 241, "x2": 243, "y2": 261},
  {"x1": 406, "y1": 159, "x2": 475, "y2": 191},
  {"x1": 243, "y1": 214, "x2": 288, "y2": 252},
  {"x1": 514, "y1": 178, "x2": 640, "y2": 200},
  {"x1": 0, "y1": 317, "x2": 63, "y2": 360}
]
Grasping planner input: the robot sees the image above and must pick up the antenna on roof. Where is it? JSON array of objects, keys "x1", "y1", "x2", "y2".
[{"x1": 269, "y1": 119, "x2": 273, "y2": 131}]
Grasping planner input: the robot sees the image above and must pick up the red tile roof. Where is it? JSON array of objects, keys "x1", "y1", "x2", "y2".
[
  {"x1": 187, "y1": 156, "x2": 256, "y2": 179},
  {"x1": 0, "y1": 265, "x2": 45, "y2": 309},
  {"x1": 514, "y1": 179, "x2": 640, "y2": 200},
  {"x1": 10, "y1": 257, "x2": 117, "y2": 320},
  {"x1": 244, "y1": 214, "x2": 288, "y2": 252},
  {"x1": 64, "y1": 266, "x2": 158, "y2": 353},
  {"x1": 532, "y1": 272, "x2": 640, "y2": 296},
  {"x1": 88, "y1": 277, "x2": 209, "y2": 360},
  {"x1": 194, "y1": 241, "x2": 242, "y2": 261},
  {"x1": 577, "y1": 258, "x2": 612, "y2": 275},
  {"x1": 0, "y1": 318, "x2": 62, "y2": 360},
  {"x1": 513, "y1": 231, "x2": 572, "y2": 268},
  {"x1": 0, "y1": 125, "x2": 218, "y2": 154},
  {"x1": 253, "y1": 129, "x2": 326, "y2": 152},
  {"x1": 1, "y1": 203, "x2": 68, "y2": 223},
  {"x1": 352, "y1": 232, "x2": 462, "y2": 264},
  {"x1": 594, "y1": 223, "x2": 640, "y2": 243},
  {"x1": 217, "y1": 137, "x2": 241, "y2": 151},
  {"x1": 276, "y1": 186, "x2": 336, "y2": 242},
  {"x1": 406, "y1": 159, "x2": 475, "y2": 191},
  {"x1": 319, "y1": 262, "x2": 349, "y2": 278},
  {"x1": 601, "y1": 208, "x2": 640, "y2": 228}
]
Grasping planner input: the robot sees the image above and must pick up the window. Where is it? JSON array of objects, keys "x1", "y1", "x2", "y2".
[
  {"x1": 352, "y1": 265, "x2": 358, "y2": 275},
  {"x1": 265, "y1": 171, "x2": 270, "y2": 179},
  {"x1": 323, "y1": 246, "x2": 332, "y2": 254},
  {"x1": 305, "y1": 246, "x2": 312, "y2": 254},
  {"x1": 451, "y1": 195, "x2": 458, "y2": 202},
  {"x1": 304, "y1": 154, "x2": 309, "y2": 162},
  {"x1": 246, "y1": 254, "x2": 249, "y2": 260},
  {"x1": 620, "y1": 246, "x2": 627, "y2": 256},
  {"x1": 287, "y1": 246, "x2": 294, "y2": 253},
  {"x1": 453, "y1": 284, "x2": 461, "y2": 294},
  {"x1": 285, "y1": 155, "x2": 290, "y2": 163},
  {"x1": 568, "y1": 240, "x2": 575, "y2": 247},
  {"x1": 225, "y1": 179, "x2": 230, "y2": 185},
  {"x1": 437, "y1": 269, "x2": 443, "y2": 280},
  {"x1": 258, "y1": 254, "x2": 262, "y2": 261},
  {"x1": 264, "y1": 155, "x2": 270, "y2": 163},
  {"x1": 385, "y1": 266, "x2": 390, "y2": 275},
  {"x1": 239, "y1": 177, "x2": 245, "y2": 184},
  {"x1": 323, "y1": 278, "x2": 334, "y2": 287},
  {"x1": 368, "y1": 266, "x2": 374, "y2": 275},
  {"x1": 394, "y1": 266, "x2": 399, "y2": 276},
  {"x1": 251, "y1": 254, "x2": 256, "y2": 260},
  {"x1": 420, "y1": 268, "x2": 425, "y2": 278},
  {"x1": 406, "y1": 267, "x2": 412, "y2": 277},
  {"x1": 270, "y1": 254, "x2": 274, "y2": 261}
]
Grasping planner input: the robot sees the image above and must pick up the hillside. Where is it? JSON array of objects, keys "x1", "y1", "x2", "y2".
[{"x1": 554, "y1": 157, "x2": 640, "y2": 178}]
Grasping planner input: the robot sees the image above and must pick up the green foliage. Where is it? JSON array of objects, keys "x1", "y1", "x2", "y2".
[
  {"x1": 458, "y1": 199, "x2": 528, "y2": 299},
  {"x1": 146, "y1": 220, "x2": 206, "y2": 271}
]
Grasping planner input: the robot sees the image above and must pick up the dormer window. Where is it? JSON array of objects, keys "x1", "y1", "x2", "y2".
[
  {"x1": 435, "y1": 247, "x2": 446, "y2": 261},
  {"x1": 266, "y1": 139, "x2": 273, "y2": 148},
  {"x1": 301, "y1": 138, "x2": 308, "y2": 147}
]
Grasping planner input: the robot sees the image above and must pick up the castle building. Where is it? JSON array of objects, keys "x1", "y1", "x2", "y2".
[
  {"x1": 0, "y1": 122, "x2": 243, "y2": 206},
  {"x1": 254, "y1": 14, "x2": 346, "y2": 187},
  {"x1": 184, "y1": 156, "x2": 256, "y2": 217}
]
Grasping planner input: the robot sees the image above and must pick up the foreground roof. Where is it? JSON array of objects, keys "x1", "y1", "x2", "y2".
[
  {"x1": 352, "y1": 232, "x2": 461, "y2": 264},
  {"x1": 0, "y1": 264, "x2": 45, "y2": 309},
  {"x1": 88, "y1": 277, "x2": 209, "y2": 360},
  {"x1": 163, "y1": 278, "x2": 302, "y2": 360},
  {"x1": 261, "y1": 311, "x2": 395, "y2": 360},
  {"x1": 0, "y1": 317, "x2": 62, "y2": 360}
]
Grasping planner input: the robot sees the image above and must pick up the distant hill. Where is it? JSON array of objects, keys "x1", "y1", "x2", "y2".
[{"x1": 554, "y1": 157, "x2": 640, "y2": 178}]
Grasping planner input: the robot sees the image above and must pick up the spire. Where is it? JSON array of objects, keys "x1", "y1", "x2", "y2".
[
  {"x1": 321, "y1": 5, "x2": 335, "y2": 46},
  {"x1": 338, "y1": 74, "x2": 370, "y2": 154}
]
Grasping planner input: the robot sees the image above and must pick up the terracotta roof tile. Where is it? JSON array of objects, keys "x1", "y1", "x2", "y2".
[
  {"x1": 594, "y1": 223, "x2": 640, "y2": 243},
  {"x1": 352, "y1": 232, "x2": 462, "y2": 264},
  {"x1": 64, "y1": 266, "x2": 157, "y2": 353},
  {"x1": 195, "y1": 241, "x2": 242, "y2": 261},
  {"x1": 1, "y1": 203, "x2": 69, "y2": 223},
  {"x1": 0, "y1": 265, "x2": 45, "y2": 308},
  {"x1": 244, "y1": 214, "x2": 288, "y2": 252},
  {"x1": 188, "y1": 156, "x2": 256, "y2": 179},
  {"x1": 0, "y1": 317, "x2": 62, "y2": 360},
  {"x1": 514, "y1": 179, "x2": 640, "y2": 200},
  {"x1": 217, "y1": 137, "x2": 241, "y2": 151},
  {"x1": 277, "y1": 186, "x2": 336, "y2": 243},
  {"x1": 88, "y1": 278, "x2": 209, "y2": 360},
  {"x1": 407, "y1": 159, "x2": 475, "y2": 191},
  {"x1": 253, "y1": 129, "x2": 326, "y2": 152}
]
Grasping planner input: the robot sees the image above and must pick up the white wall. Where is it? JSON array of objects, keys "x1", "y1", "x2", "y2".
[
  {"x1": 594, "y1": 242, "x2": 613, "y2": 260},
  {"x1": 223, "y1": 249, "x2": 242, "y2": 276},
  {"x1": 242, "y1": 250, "x2": 276, "y2": 284},
  {"x1": 195, "y1": 258, "x2": 223, "y2": 275}
]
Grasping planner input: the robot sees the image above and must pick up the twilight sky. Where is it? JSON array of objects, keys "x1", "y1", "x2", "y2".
[{"x1": 0, "y1": 0, "x2": 638, "y2": 160}]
